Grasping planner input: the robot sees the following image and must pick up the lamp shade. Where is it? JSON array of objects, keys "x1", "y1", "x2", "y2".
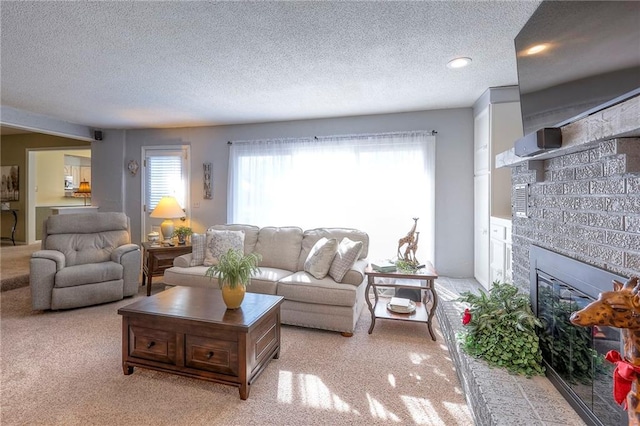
[
  {"x1": 150, "y1": 196, "x2": 184, "y2": 219},
  {"x1": 150, "y1": 196, "x2": 185, "y2": 242},
  {"x1": 77, "y1": 181, "x2": 91, "y2": 193},
  {"x1": 73, "y1": 181, "x2": 92, "y2": 205}
]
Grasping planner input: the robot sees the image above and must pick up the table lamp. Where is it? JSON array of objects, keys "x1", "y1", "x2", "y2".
[
  {"x1": 149, "y1": 196, "x2": 184, "y2": 243},
  {"x1": 73, "y1": 180, "x2": 92, "y2": 206}
]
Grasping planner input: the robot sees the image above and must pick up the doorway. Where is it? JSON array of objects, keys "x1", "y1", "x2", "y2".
[
  {"x1": 27, "y1": 148, "x2": 91, "y2": 243},
  {"x1": 141, "y1": 145, "x2": 190, "y2": 240}
]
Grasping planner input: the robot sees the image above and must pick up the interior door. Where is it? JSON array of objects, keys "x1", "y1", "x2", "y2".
[{"x1": 141, "y1": 146, "x2": 190, "y2": 241}]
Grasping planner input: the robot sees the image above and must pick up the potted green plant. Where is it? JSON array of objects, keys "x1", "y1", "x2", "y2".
[
  {"x1": 205, "y1": 249, "x2": 262, "y2": 309},
  {"x1": 172, "y1": 226, "x2": 193, "y2": 245},
  {"x1": 457, "y1": 281, "x2": 545, "y2": 377}
]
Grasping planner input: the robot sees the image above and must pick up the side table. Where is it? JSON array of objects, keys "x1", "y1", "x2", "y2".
[
  {"x1": 141, "y1": 242, "x2": 192, "y2": 296},
  {"x1": 365, "y1": 262, "x2": 439, "y2": 340}
]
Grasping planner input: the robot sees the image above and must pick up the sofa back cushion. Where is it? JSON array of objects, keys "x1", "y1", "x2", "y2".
[
  {"x1": 254, "y1": 226, "x2": 303, "y2": 271},
  {"x1": 297, "y1": 228, "x2": 369, "y2": 271},
  {"x1": 44, "y1": 212, "x2": 131, "y2": 267},
  {"x1": 209, "y1": 224, "x2": 259, "y2": 254}
]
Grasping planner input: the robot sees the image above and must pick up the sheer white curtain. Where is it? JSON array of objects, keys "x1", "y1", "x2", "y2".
[{"x1": 228, "y1": 131, "x2": 435, "y2": 264}]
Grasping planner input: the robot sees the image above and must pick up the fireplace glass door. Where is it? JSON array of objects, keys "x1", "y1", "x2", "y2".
[{"x1": 536, "y1": 272, "x2": 625, "y2": 426}]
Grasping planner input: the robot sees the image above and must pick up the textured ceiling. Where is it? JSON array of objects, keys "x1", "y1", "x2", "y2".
[{"x1": 0, "y1": 1, "x2": 541, "y2": 129}]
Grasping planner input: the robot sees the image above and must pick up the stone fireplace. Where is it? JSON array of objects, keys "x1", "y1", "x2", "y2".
[{"x1": 498, "y1": 95, "x2": 640, "y2": 426}]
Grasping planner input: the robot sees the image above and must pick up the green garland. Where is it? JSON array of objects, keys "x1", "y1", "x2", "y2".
[{"x1": 457, "y1": 282, "x2": 545, "y2": 377}]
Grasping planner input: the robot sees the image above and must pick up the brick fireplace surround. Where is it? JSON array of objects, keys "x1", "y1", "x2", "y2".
[
  {"x1": 502, "y1": 95, "x2": 640, "y2": 293},
  {"x1": 496, "y1": 95, "x2": 640, "y2": 425}
]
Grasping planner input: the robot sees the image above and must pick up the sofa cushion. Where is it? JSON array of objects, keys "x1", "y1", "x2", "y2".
[
  {"x1": 203, "y1": 229, "x2": 245, "y2": 266},
  {"x1": 297, "y1": 228, "x2": 369, "y2": 271},
  {"x1": 277, "y1": 271, "x2": 358, "y2": 307},
  {"x1": 55, "y1": 262, "x2": 123, "y2": 288},
  {"x1": 189, "y1": 233, "x2": 207, "y2": 266},
  {"x1": 209, "y1": 224, "x2": 260, "y2": 255},
  {"x1": 254, "y1": 227, "x2": 303, "y2": 271},
  {"x1": 329, "y1": 237, "x2": 364, "y2": 283},
  {"x1": 163, "y1": 265, "x2": 281, "y2": 295},
  {"x1": 304, "y1": 237, "x2": 338, "y2": 279}
]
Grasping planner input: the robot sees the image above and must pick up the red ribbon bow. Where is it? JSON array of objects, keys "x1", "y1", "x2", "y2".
[
  {"x1": 605, "y1": 350, "x2": 640, "y2": 410},
  {"x1": 462, "y1": 308, "x2": 472, "y2": 325}
]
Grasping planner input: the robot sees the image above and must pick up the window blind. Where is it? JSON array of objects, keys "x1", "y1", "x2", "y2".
[{"x1": 145, "y1": 154, "x2": 184, "y2": 211}]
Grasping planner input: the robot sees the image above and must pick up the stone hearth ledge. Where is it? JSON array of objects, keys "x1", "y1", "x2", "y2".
[
  {"x1": 496, "y1": 95, "x2": 640, "y2": 168},
  {"x1": 435, "y1": 277, "x2": 586, "y2": 426}
]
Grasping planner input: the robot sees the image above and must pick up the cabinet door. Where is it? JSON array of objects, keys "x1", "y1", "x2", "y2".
[
  {"x1": 490, "y1": 238, "x2": 506, "y2": 285},
  {"x1": 505, "y1": 244, "x2": 513, "y2": 283},
  {"x1": 80, "y1": 166, "x2": 91, "y2": 183},
  {"x1": 474, "y1": 175, "x2": 490, "y2": 289},
  {"x1": 474, "y1": 106, "x2": 490, "y2": 175}
]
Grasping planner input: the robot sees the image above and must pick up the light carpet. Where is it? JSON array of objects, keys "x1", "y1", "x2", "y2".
[
  {"x1": 1, "y1": 285, "x2": 472, "y2": 425},
  {"x1": 0, "y1": 243, "x2": 40, "y2": 291}
]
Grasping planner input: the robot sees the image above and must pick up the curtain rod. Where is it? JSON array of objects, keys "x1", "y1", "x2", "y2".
[{"x1": 228, "y1": 130, "x2": 437, "y2": 145}]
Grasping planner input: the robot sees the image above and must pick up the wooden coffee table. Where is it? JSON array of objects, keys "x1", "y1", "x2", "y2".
[
  {"x1": 365, "y1": 262, "x2": 439, "y2": 340},
  {"x1": 118, "y1": 286, "x2": 284, "y2": 399}
]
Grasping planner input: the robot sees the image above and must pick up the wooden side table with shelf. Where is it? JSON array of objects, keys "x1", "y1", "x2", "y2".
[
  {"x1": 365, "y1": 262, "x2": 439, "y2": 340},
  {"x1": 141, "y1": 242, "x2": 192, "y2": 296}
]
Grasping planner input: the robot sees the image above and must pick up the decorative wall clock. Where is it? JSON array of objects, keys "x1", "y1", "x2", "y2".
[{"x1": 127, "y1": 160, "x2": 139, "y2": 176}]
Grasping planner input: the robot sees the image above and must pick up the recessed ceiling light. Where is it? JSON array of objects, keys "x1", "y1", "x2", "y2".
[
  {"x1": 526, "y1": 44, "x2": 548, "y2": 55},
  {"x1": 446, "y1": 57, "x2": 472, "y2": 69}
]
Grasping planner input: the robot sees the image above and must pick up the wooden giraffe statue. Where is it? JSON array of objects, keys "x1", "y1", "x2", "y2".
[
  {"x1": 404, "y1": 231, "x2": 420, "y2": 264},
  {"x1": 397, "y1": 218, "x2": 419, "y2": 260},
  {"x1": 570, "y1": 276, "x2": 640, "y2": 426}
]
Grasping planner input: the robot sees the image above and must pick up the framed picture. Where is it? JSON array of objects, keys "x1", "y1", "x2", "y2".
[{"x1": 1, "y1": 165, "x2": 19, "y2": 202}]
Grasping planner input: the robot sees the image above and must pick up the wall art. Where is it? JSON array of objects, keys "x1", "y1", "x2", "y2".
[
  {"x1": 0, "y1": 165, "x2": 19, "y2": 202},
  {"x1": 203, "y1": 162, "x2": 212, "y2": 199}
]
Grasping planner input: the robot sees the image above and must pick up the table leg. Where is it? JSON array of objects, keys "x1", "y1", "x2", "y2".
[
  {"x1": 146, "y1": 274, "x2": 153, "y2": 296},
  {"x1": 240, "y1": 383, "x2": 250, "y2": 400},
  {"x1": 425, "y1": 279, "x2": 438, "y2": 341},
  {"x1": 10, "y1": 210, "x2": 17, "y2": 245},
  {"x1": 366, "y1": 277, "x2": 376, "y2": 334}
]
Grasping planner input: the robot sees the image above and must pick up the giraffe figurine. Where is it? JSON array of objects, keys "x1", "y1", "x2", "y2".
[
  {"x1": 570, "y1": 276, "x2": 640, "y2": 426},
  {"x1": 397, "y1": 218, "x2": 419, "y2": 260},
  {"x1": 404, "y1": 231, "x2": 420, "y2": 265}
]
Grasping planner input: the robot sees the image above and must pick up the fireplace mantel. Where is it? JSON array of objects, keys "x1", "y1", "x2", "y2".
[{"x1": 496, "y1": 95, "x2": 640, "y2": 168}]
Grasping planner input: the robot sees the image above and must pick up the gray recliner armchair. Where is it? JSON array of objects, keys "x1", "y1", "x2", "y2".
[{"x1": 30, "y1": 212, "x2": 141, "y2": 310}]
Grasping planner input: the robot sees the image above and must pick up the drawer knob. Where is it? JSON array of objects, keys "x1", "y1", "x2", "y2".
[
  {"x1": 147, "y1": 341, "x2": 155, "y2": 349},
  {"x1": 206, "y1": 351, "x2": 214, "y2": 360}
]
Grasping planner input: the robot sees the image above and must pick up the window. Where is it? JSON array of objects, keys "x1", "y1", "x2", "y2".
[
  {"x1": 228, "y1": 132, "x2": 435, "y2": 263},
  {"x1": 144, "y1": 149, "x2": 187, "y2": 211}
]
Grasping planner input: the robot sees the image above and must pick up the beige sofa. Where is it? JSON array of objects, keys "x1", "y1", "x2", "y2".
[{"x1": 163, "y1": 225, "x2": 369, "y2": 335}]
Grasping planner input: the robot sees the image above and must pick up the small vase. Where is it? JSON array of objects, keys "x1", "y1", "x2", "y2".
[
  {"x1": 221, "y1": 283, "x2": 246, "y2": 309},
  {"x1": 178, "y1": 235, "x2": 186, "y2": 245}
]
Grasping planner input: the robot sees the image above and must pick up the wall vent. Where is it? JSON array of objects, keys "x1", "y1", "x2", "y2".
[{"x1": 514, "y1": 184, "x2": 529, "y2": 218}]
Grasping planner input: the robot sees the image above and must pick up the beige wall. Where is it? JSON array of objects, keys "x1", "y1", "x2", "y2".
[
  {"x1": 0, "y1": 133, "x2": 90, "y2": 243},
  {"x1": 35, "y1": 150, "x2": 91, "y2": 205}
]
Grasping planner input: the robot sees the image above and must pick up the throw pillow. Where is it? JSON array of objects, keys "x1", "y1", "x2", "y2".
[
  {"x1": 189, "y1": 233, "x2": 207, "y2": 266},
  {"x1": 329, "y1": 237, "x2": 364, "y2": 283},
  {"x1": 203, "y1": 230, "x2": 245, "y2": 266},
  {"x1": 304, "y1": 237, "x2": 338, "y2": 279}
]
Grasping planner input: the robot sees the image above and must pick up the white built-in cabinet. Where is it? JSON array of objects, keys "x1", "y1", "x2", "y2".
[
  {"x1": 490, "y1": 216, "x2": 512, "y2": 285},
  {"x1": 473, "y1": 88, "x2": 522, "y2": 290}
]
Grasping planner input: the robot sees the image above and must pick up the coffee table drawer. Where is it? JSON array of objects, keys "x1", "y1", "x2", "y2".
[
  {"x1": 185, "y1": 335, "x2": 239, "y2": 376},
  {"x1": 129, "y1": 326, "x2": 176, "y2": 364}
]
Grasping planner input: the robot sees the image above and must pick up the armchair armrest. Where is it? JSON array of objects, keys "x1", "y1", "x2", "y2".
[
  {"x1": 173, "y1": 253, "x2": 193, "y2": 268},
  {"x1": 31, "y1": 250, "x2": 65, "y2": 271},
  {"x1": 111, "y1": 244, "x2": 140, "y2": 263}
]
